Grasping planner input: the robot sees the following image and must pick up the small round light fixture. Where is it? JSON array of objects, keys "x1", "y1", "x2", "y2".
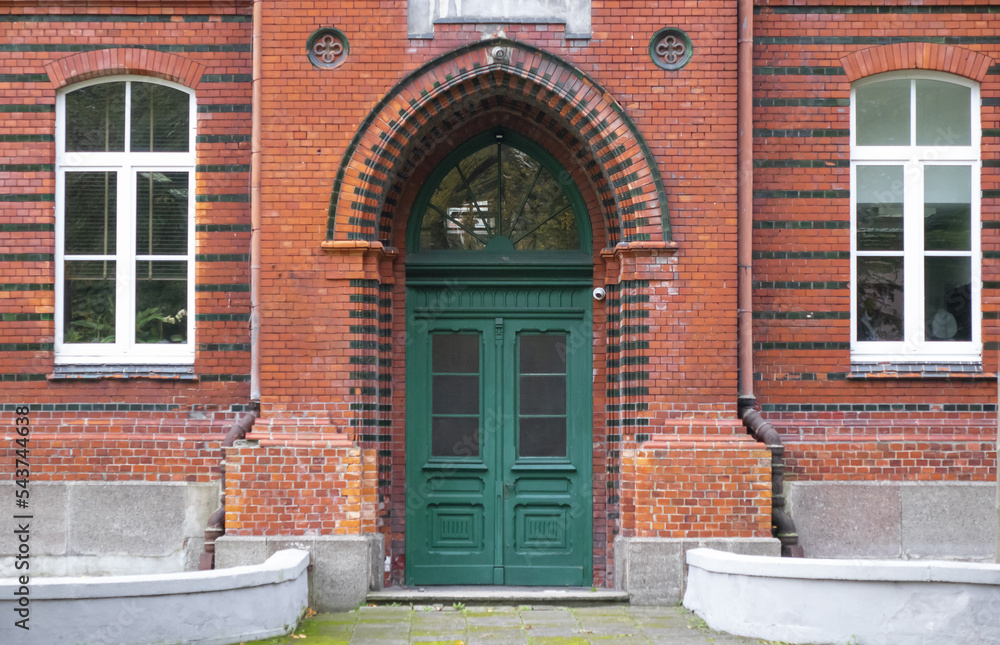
[
  {"x1": 649, "y1": 27, "x2": 693, "y2": 71},
  {"x1": 307, "y1": 28, "x2": 349, "y2": 69}
]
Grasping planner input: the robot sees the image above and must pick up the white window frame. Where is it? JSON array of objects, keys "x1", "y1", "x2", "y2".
[
  {"x1": 55, "y1": 76, "x2": 196, "y2": 365},
  {"x1": 850, "y1": 71, "x2": 981, "y2": 364}
]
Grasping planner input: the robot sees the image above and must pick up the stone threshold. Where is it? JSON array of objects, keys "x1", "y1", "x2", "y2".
[{"x1": 367, "y1": 586, "x2": 630, "y2": 605}]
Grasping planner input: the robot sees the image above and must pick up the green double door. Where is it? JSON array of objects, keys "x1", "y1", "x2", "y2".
[{"x1": 405, "y1": 294, "x2": 592, "y2": 586}]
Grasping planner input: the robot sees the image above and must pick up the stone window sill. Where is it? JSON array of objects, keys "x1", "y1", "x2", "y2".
[{"x1": 50, "y1": 364, "x2": 197, "y2": 380}]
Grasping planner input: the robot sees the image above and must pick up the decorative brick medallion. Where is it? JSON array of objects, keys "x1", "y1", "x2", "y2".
[
  {"x1": 649, "y1": 28, "x2": 692, "y2": 71},
  {"x1": 307, "y1": 28, "x2": 349, "y2": 69}
]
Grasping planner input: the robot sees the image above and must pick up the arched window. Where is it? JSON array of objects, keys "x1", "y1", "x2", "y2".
[
  {"x1": 55, "y1": 78, "x2": 195, "y2": 364},
  {"x1": 851, "y1": 72, "x2": 981, "y2": 363},
  {"x1": 412, "y1": 131, "x2": 588, "y2": 254}
]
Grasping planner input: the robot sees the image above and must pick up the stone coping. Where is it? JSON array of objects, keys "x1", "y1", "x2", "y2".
[
  {"x1": 0, "y1": 548, "x2": 309, "y2": 600},
  {"x1": 686, "y1": 547, "x2": 1000, "y2": 585}
]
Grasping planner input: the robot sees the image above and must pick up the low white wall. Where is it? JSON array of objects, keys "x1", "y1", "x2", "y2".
[
  {"x1": 0, "y1": 548, "x2": 308, "y2": 645},
  {"x1": 683, "y1": 548, "x2": 1000, "y2": 645}
]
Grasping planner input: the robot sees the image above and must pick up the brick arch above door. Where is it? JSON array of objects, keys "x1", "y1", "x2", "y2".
[{"x1": 326, "y1": 38, "x2": 672, "y2": 248}]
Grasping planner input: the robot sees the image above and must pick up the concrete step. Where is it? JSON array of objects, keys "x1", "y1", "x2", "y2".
[{"x1": 367, "y1": 586, "x2": 629, "y2": 605}]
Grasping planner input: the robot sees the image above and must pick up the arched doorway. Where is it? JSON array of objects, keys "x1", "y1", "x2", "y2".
[{"x1": 404, "y1": 129, "x2": 593, "y2": 585}]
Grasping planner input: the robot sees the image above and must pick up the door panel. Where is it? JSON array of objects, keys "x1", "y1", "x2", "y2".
[{"x1": 406, "y1": 294, "x2": 592, "y2": 586}]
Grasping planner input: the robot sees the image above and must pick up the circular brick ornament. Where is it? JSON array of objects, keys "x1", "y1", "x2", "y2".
[
  {"x1": 307, "y1": 28, "x2": 349, "y2": 69},
  {"x1": 649, "y1": 28, "x2": 693, "y2": 71}
]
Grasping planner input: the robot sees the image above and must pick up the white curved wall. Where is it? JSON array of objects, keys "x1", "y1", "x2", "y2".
[
  {"x1": 683, "y1": 548, "x2": 1000, "y2": 645},
  {"x1": 0, "y1": 548, "x2": 308, "y2": 645}
]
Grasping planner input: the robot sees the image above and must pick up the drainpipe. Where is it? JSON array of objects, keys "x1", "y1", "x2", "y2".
[
  {"x1": 736, "y1": 0, "x2": 803, "y2": 557},
  {"x1": 198, "y1": 411, "x2": 257, "y2": 569},
  {"x1": 197, "y1": 0, "x2": 264, "y2": 571},
  {"x1": 250, "y1": 0, "x2": 262, "y2": 404}
]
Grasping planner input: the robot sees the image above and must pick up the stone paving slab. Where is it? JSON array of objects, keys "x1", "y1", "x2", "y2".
[{"x1": 248, "y1": 604, "x2": 786, "y2": 644}]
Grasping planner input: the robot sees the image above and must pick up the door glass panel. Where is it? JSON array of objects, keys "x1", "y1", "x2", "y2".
[
  {"x1": 431, "y1": 333, "x2": 480, "y2": 457},
  {"x1": 432, "y1": 417, "x2": 480, "y2": 458},
  {"x1": 432, "y1": 375, "x2": 480, "y2": 415},
  {"x1": 519, "y1": 418, "x2": 567, "y2": 458},
  {"x1": 519, "y1": 376, "x2": 567, "y2": 415},
  {"x1": 518, "y1": 333, "x2": 568, "y2": 458},
  {"x1": 433, "y1": 333, "x2": 479, "y2": 372}
]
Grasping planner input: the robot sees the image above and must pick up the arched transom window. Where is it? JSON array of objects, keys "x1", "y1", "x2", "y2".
[{"x1": 416, "y1": 131, "x2": 585, "y2": 253}]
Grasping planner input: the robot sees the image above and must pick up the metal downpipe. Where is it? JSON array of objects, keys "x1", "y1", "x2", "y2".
[
  {"x1": 198, "y1": 411, "x2": 257, "y2": 570},
  {"x1": 737, "y1": 0, "x2": 802, "y2": 557}
]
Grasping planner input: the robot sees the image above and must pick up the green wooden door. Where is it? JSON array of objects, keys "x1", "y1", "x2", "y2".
[{"x1": 406, "y1": 290, "x2": 592, "y2": 586}]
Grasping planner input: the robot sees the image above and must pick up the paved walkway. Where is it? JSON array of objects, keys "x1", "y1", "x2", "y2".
[{"x1": 250, "y1": 604, "x2": 773, "y2": 644}]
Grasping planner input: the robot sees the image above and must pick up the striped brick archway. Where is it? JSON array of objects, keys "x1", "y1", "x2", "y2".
[{"x1": 326, "y1": 38, "x2": 672, "y2": 248}]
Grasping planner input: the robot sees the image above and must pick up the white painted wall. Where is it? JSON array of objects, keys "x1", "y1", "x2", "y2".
[
  {"x1": 0, "y1": 548, "x2": 308, "y2": 645},
  {"x1": 683, "y1": 548, "x2": 1000, "y2": 645}
]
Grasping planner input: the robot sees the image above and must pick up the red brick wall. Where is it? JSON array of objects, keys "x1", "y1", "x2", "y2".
[
  {"x1": 224, "y1": 434, "x2": 378, "y2": 536},
  {"x1": 620, "y1": 431, "x2": 773, "y2": 539},
  {"x1": 0, "y1": 3, "x2": 253, "y2": 474},
  {"x1": 251, "y1": 0, "x2": 749, "y2": 585},
  {"x1": 752, "y1": 2, "x2": 1000, "y2": 484}
]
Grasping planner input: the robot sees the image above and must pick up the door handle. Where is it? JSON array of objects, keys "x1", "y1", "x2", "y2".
[{"x1": 503, "y1": 481, "x2": 511, "y2": 499}]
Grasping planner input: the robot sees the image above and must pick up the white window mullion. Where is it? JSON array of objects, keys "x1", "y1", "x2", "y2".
[
  {"x1": 906, "y1": 160, "x2": 925, "y2": 353},
  {"x1": 117, "y1": 165, "x2": 134, "y2": 353}
]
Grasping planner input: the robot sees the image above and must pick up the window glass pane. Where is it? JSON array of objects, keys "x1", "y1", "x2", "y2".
[
  {"x1": 856, "y1": 165, "x2": 904, "y2": 251},
  {"x1": 924, "y1": 166, "x2": 971, "y2": 251},
  {"x1": 419, "y1": 138, "x2": 582, "y2": 251},
  {"x1": 433, "y1": 334, "x2": 479, "y2": 373},
  {"x1": 130, "y1": 82, "x2": 190, "y2": 152},
  {"x1": 508, "y1": 166, "x2": 578, "y2": 250},
  {"x1": 424, "y1": 165, "x2": 489, "y2": 250},
  {"x1": 501, "y1": 145, "x2": 541, "y2": 226},
  {"x1": 432, "y1": 375, "x2": 480, "y2": 415},
  {"x1": 925, "y1": 257, "x2": 971, "y2": 342},
  {"x1": 432, "y1": 417, "x2": 480, "y2": 457},
  {"x1": 65, "y1": 82, "x2": 125, "y2": 152},
  {"x1": 519, "y1": 418, "x2": 566, "y2": 458},
  {"x1": 136, "y1": 172, "x2": 188, "y2": 255},
  {"x1": 65, "y1": 172, "x2": 117, "y2": 255},
  {"x1": 64, "y1": 260, "x2": 116, "y2": 343},
  {"x1": 857, "y1": 256, "x2": 904, "y2": 341},
  {"x1": 916, "y1": 80, "x2": 970, "y2": 146},
  {"x1": 520, "y1": 334, "x2": 567, "y2": 374},
  {"x1": 135, "y1": 260, "x2": 187, "y2": 344},
  {"x1": 856, "y1": 79, "x2": 910, "y2": 146},
  {"x1": 457, "y1": 145, "x2": 499, "y2": 236}
]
